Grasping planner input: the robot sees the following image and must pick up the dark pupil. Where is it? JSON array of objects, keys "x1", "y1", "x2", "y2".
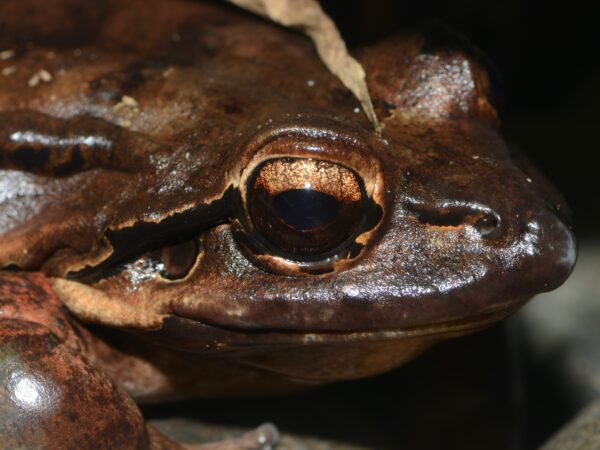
[
  {"x1": 272, "y1": 189, "x2": 339, "y2": 230},
  {"x1": 248, "y1": 158, "x2": 366, "y2": 259}
]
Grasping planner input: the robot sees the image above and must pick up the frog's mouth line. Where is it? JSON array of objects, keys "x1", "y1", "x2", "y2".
[
  {"x1": 153, "y1": 298, "x2": 528, "y2": 352},
  {"x1": 152, "y1": 302, "x2": 527, "y2": 384}
]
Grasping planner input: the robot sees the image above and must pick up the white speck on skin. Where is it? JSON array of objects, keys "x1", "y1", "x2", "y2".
[
  {"x1": 353, "y1": 107, "x2": 360, "y2": 113},
  {"x1": 2, "y1": 66, "x2": 16, "y2": 76},
  {"x1": 114, "y1": 95, "x2": 140, "y2": 114},
  {"x1": 0, "y1": 49, "x2": 15, "y2": 60},
  {"x1": 527, "y1": 177, "x2": 532, "y2": 183},
  {"x1": 472, "y1": 155, "x2": 480, "y2": 160},
  {"x1": 162, "y1": 66, "x2": 175, "y2": 78},
  {"x1": 38, "y1": 69, "x2": 52, "y2": 82},
  {"x1": 28, "y1": 69, "x2": 53, "y2": 87},
  {"x1": 121, "y1": 95, "x2": 138, "y2": 107},
  {"x1": 307, "y1": 79, "x2": 315, "y2": 87},
  {"x1": 28, "y1": 73, "x2": 40, "y2": 87}
]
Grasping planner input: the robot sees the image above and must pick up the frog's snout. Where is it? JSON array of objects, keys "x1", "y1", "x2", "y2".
[
  {"x1": 514, "y1": 208, "x2": 576, "y2": 292},
  {"x1": 406, "y1": 200, "x2": 503, "y2": 239}
]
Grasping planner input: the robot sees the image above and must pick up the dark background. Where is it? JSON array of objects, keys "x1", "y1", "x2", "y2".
[{"x1": 321, "y1": 0, "x2": 599, "y2": 238}]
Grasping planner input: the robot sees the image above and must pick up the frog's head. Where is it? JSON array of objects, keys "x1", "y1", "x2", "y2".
[{"x1": 0, "y1": 9, "x2": 575, "y2": 383}]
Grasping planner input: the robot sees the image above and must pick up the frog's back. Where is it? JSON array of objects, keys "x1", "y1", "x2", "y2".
[{"x1": 0, "y1": 0, "x2": 351, "y2": 142}]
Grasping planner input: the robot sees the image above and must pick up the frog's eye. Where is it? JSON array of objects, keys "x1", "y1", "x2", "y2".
[{"x1": 246, "y1": 158, "x2": 366, "y2": 260}]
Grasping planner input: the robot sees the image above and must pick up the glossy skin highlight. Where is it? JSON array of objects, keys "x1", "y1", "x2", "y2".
[{"x1": 0, "y1": 1, "x2": 575, "y2": 448}]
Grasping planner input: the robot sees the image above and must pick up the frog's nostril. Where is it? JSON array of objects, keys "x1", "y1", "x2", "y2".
[{"x1": 406, "y1": 201, "x2": 501, "y2": 238}]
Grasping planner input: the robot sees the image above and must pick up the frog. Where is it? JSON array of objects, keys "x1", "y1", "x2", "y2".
[{"x1": 0, "y1": 0, "x2": 576, "y2": 448}]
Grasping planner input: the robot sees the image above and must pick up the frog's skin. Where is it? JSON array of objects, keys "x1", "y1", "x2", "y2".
[{"x1": 0, "y1": 0, "x2": 576, "y2": 448}]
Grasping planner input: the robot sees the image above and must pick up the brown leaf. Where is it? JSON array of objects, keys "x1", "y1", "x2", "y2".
[{"x1": 226, "y1": 0, "x2": 380, "y2": 132}]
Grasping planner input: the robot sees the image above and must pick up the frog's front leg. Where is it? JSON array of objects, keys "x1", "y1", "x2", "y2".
[{"x1": 0, "y1": 272, "x2": 277, "y2": 450}]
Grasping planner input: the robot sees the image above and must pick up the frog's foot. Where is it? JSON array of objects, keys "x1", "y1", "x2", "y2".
[
  {"x1": 148, "y1": 423, "x2": 279, "y2": 450},
  {"x1": 0, "y1": 272, "x2": 277, "y2": 450},
  {"x1": 0, "y1": 318, "x2": 150, "y2": 448}
]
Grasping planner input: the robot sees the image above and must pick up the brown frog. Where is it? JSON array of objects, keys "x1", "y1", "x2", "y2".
[{"x1": 0, "y1": 0, "x2": 576, "y2": 448}]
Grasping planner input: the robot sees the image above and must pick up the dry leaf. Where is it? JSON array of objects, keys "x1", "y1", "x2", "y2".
[{"x1": 226, "y1": 0, "x2": 380, "y2": 132}]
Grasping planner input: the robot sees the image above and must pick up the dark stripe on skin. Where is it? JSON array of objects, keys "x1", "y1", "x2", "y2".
[
  {"x1": 67, "y1": 187, "x2": 235, "y2": 282},
  {"x1": 0, "y1": 110, "x2": 156, "y2": 174},
  {"x1": 53, "y1": 144, "x2": 85, "y2": 175},
  {"x1": 7, "y1": 145, "x2": 51, "y2": 170}
]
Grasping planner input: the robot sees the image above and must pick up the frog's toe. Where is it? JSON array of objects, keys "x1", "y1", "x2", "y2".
[
  {"x1": 254, "y1": 422, "x2": 280, "y2": 449},
  {"x1": 185, "y1": 422, "x2": 279, "y2": 450},
  {"x1": 225, "y1": 422, "x2": 279, "y2": 450}
]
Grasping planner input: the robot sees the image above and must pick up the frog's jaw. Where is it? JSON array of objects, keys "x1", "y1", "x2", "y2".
[{"x1": 141, "y1": 298, "x2": 526, "y2": 384}]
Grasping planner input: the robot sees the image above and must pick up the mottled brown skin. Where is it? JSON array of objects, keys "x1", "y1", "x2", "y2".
[{"x1": 0, "y1": 0, "x2": 576, "y2": 448}]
